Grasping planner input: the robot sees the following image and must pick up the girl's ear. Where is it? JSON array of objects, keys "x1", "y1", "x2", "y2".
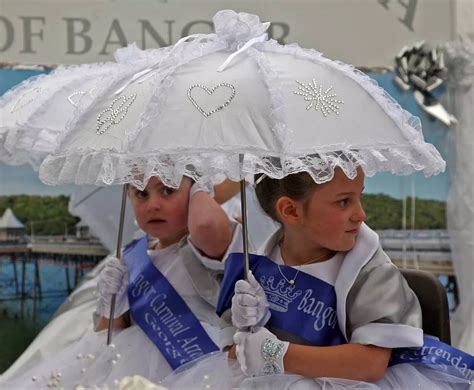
[{"x1": 275, "y1": 196, "x2": 301, "y2": 225}]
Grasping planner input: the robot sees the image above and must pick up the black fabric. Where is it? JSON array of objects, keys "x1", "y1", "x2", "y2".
[{"x1": 400, "y1": 269, "x2": 451, "y2": 345}]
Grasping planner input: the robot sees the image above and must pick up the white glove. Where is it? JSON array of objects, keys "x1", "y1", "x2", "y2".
[
  {"x1": 234, "y1": 327, "x2": 289, "y2": 376},
  {"x1": 190, "y1": 179, "x2": 215, "y2": 198},
  {"x1": 231, "y1": 271, "x2": 270, "y2": 329},
  {"x1": 97, "y1": 256, "x2": 129, "y2": 318}
]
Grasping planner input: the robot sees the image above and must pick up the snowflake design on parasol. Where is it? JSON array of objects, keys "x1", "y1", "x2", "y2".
[{"x1": 294, "y1": 79, "x2": 344, "y2": 117}]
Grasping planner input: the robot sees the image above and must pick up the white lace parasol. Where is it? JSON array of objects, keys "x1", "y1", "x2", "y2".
[{"x1": 2, "y1": 10, "x2": 445, "y2": 189}]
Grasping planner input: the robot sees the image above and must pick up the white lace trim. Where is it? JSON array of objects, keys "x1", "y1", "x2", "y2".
[
  {"x1": 246, "y1": 46, "x2": 290, "y2": 147},
  {"x1": 39, "y1": 143, "x2": 444, "y2": 190},
  {"x1": 0, "y1": 72, "x2": 50, "y2": 167}
]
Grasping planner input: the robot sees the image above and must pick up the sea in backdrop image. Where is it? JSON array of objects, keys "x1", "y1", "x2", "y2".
[{"x1": 0, "y1": 260, "x2": 88, "y2": 371}]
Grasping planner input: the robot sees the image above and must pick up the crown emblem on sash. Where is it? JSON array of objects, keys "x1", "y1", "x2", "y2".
[{"x1": 259, "y1": 275, "x2": 302, "y2": 312}]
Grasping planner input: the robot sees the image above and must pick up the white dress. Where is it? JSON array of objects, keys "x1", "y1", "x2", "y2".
[
  {"x1": 161, "y1": 224, "x2": 473, "y2": 389},
  {"x1": 0, "y1": 232, "x2": 239, "y2": 390}
]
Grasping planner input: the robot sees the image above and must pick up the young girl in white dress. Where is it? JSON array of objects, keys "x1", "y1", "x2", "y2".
[
  {"x1": 163, "y1": 167, "x2": 473, "y2": 389},
  {"x1": 1, "y1": 176, "x2": 241, "y2": 389}
]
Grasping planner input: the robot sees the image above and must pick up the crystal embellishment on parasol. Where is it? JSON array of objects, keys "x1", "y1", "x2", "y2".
[
  {"x1": 96, "y1": 94, "x2": 137, "y2": 135},
  {"x1": 294, "y1": 80, "x2": 344, "y2": 116},
  {"x1": 10, "y1": 87, "x2": 44, "y2": 113},
  {"x1": 187, "y1": 83, "x2": 236, "y2": 118}
]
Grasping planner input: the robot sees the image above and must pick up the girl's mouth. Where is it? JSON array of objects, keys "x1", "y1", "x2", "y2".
[{"x1": 148, "y1": 218, "x2": 166, "y2": 224}]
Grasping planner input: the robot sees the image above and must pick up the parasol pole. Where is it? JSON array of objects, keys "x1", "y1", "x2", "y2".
[
  {"x1": 239, "y1": 154, "x2": 250, "y2": 282},
  {"x1": 71, "y1": 187, "x2": 103, "y2": 208},
  {"x1": 107, "y1": 184, "x2": 128, "y2": 345}
]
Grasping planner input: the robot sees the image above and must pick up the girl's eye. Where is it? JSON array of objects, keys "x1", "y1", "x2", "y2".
[
  {"x1": 161, "y1": 187, "x2": 175, "y2": 196},
  {"x1": 135, "y1": 190, "x2": 148, "y2": 199},
  {"x1": 338, "y1": 199, "x2": 349, "y2": 207}
]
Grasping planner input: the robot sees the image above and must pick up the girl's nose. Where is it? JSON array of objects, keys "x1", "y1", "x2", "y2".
[
  {"x1": 147, "y1": 195, "x2": 162, "y2": 211},
  {"x1": 352, "y1": 200, "x2": 367, "y2": 222}
]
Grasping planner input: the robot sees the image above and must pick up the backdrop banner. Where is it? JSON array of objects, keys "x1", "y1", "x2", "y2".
[{"x1": 1, "y1": 0, "x2": 453, "y2": 66}]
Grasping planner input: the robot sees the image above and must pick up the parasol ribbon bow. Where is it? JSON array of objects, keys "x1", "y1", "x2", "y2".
[{"x1": 114, "y1": 10, "x2": 270, "y2": 94}]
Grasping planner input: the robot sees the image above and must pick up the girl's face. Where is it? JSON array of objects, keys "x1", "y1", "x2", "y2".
[
  {"x1": 298, "y1": 167, "x2": 367, "y2": 253},
  {"x1": 129, "y1": 176, "x2": 192, "y2": 247}
]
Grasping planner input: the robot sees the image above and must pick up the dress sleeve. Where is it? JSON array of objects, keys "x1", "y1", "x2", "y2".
[
  {"x1": 187, "y1": 220, "x2": 243, "y2": 271},
  {"x1": 218, "y1": 308, "x2": 236, "y2": 350},
  {"x1": 346, "y1": 249, "x2": 423, "y2": 348}
]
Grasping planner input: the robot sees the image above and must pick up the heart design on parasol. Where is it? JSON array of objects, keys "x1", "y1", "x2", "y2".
[{"x1": 187, "y1": 83, "x2": 236, "y2": 118}]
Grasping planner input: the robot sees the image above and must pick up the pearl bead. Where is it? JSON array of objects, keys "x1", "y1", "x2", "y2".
[
  {"x1": 115, "y1": 353, "x2": 121, "y2": 359},
  {"x1": 81, "y1": 368, "x2": 87, "y2": 373},
  {"x1": 31, "y1": 376, "x2": 38, "y2": 382},
  {"x1": 76, "y1": 353, "x2": 83, "y2": 359},
  {"x1": 111, "y1": 359, "x2": 117, "y2": 365}
]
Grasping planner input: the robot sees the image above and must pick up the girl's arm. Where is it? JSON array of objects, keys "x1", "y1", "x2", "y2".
[
  {"x1": 284, "y1": 343, "x2": 391, "y2": 382},
  {"x1": 213, "y1": 179, "x2": 240, "y2": 205},
  {"x1": 188, "y1": 180, "x2": 239, "y2": 259},
  {"x1": 234, "y1": 328, "x2": 391, "y2": 383}
]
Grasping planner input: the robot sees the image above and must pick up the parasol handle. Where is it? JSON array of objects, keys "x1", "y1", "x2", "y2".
[
  {"x1": 239, "y1": 154, "x2": 250, "y2": 282},
  {"x1": 239, "y1": 161, "x2": 254, "y2": 334},
  {"x1": 107, "y1": 184, "x2": 128, "y2": 345}
]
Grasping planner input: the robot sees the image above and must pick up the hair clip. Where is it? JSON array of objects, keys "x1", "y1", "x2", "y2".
[{"x1": 254, "y1": 174, "x2": 267, "y2": 186}]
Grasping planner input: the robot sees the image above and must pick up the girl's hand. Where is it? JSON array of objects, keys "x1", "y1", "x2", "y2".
[
  {"x1": 231, "y1": 271, "x2": 270, "y2": 329},
  {"x1": 234, "y1": 327, "x2": 289, "y2": 376},
  {"x1": 97, "y1": 257, "x2": 129, "y2": 318},
  {"x1": 190, "y1": 179, "x2": 215, "y2": 198}
]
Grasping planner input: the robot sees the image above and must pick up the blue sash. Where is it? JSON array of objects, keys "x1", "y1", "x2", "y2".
[
  {"x1": 390, "y1": 336, "x2": 474, "y2": 381},
  {"x1": 217, "y1": 253, "x2": 474, "y2": 381},
  {"x1": 217, "y1": 253, "x2": 346, "y2": 346},
  {"x1": 123, "y1": 237, "x2": 219, "y2": 370}
]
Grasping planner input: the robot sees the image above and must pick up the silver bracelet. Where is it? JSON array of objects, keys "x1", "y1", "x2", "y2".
[{"x1": 261, "y1": 338, "x2": 286, "y2": 375}]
